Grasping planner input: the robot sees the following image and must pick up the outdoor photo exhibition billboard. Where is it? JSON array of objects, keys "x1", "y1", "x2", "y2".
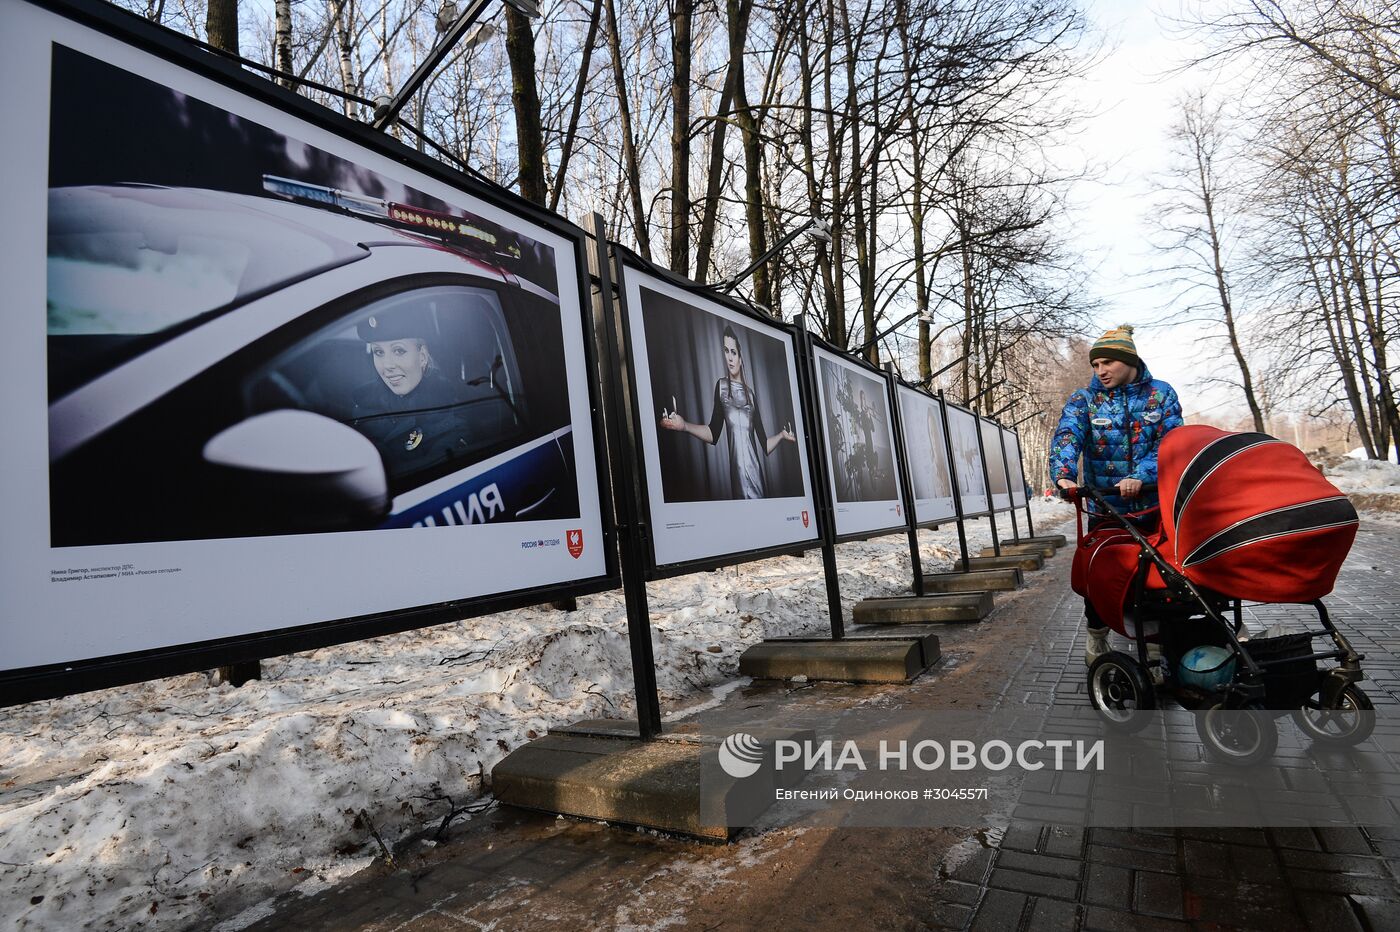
[
  {"x1": 1002, "y1": 427, "x2": 1029, "y2": 508},
  {"x1": 0, "y1": 0, "x2": 612, "y2": 699},
  {"x1": 944, "y1": 404, "x2": 990, "y2": 517},
  {"x1": 896, "y1": 386, "x2": 958, "y2": 526},
  {"x1": 812, "y1": 347, "x2": 908, "y2": 539},
  {"x1": 980, "y1": 417, "x2": 1013, "y2": 512},
  {"x1": 618, "y1": 264, "x2": 819, "y2": 570}
]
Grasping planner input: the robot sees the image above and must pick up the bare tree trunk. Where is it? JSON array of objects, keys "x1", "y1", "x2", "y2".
[
  {"x1": 669, "y1": 0, "x2": 692, "y2": 274},
  {"x1": 797, "y1": 2, "x2": 837, "y2": 336},
  {"x1": 823, "y1": 0, "x2": 846, "y2": 345},
  {"x1": 603, "y1": 0, "x2": 652, "y2": 258},
  {"x1": 335, "y1": 0, "x2": 357, "y2": 118},
  {"x1": 1198, "y1": 176, "x2": 1265, "y2": 432},
  {"x1": 505, "y1": 8, "x2": 547, "y2": 205},
  {"x1": 727, "y1": 0, "x2": 768, "y2": 305},
  {"x1": 274, "y1": 0, "x2": 293, "y2": 86},
  {"x1": 548, "y1": 0, "x2": 602, "y2": 211},
  {"x1": 694, "y1": 0, "x2": 752, "y2": 281},
  {"x1": 206, "y1": 0, "x2": 238, "y2": 55}
]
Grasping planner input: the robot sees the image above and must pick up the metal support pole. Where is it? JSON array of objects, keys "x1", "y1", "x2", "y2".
[
  {"x1": 587, "y1": 213, "x2": 662, "y2": 738},
  {"x1": 1000, "y1": 427, "x2": 1022, "y2": 544},
  {"x1": 973, "y1": 417, "x2": 1002, "y2": 557},
  {"x1": 885, "y1": 363, "x2": 924, "y2": 595},
  {"x1": 1016, "y1": 427, "x2": 1037, "y2": 536},
  {"x1": 937, "y1": 391, "x2": 972, "y2": 571},
  {"x1": 796, "y1": 315, "x2": 844, "y2": 639}
]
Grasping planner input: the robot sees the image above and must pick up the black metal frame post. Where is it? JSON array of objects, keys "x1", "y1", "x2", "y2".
[
  {"x1": 588, "y1": 214, "x2": 662, "y2": 738},
  {"x1": 885, "y1": 363, "x2": 924, "y2": 595},
  {"x1": 936, "y1": 391, "x2": 973, "y2": 570},
  {"x1": 795, "y1": 315, "x2": 845, "y2": 639},
  {"x1": 999, "y1": 425, "x2": 1023, "y2": 544},
  {"x1": 1015, "y1": 427, "x2": 1037, "y2": 536},
  {"x1": 973, "y1": 417, "x2": 1002, "y2": 558}
]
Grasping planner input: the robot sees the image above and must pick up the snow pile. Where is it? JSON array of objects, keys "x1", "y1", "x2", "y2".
[
  {"x1": 1345, "y1": 446, "x2": 1399, "y2": 464},
  {"x1": 0, "y1": 501, "x2": 1071, "y2": 931},
  {"x1": 1328, "y1": 456, "x2": 1400, "y2": 493}
]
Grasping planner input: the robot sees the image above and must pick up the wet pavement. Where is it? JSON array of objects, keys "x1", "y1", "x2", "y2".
[{"x1": 233, "y1": 520, "x2": 1400, "y2": 931}]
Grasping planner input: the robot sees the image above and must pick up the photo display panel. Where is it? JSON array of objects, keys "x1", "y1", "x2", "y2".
[
  {"x1": 980, "y1": 417, "x2": 1013, "y2": 512},
  {"x1": 1002, "y1": 427, "x2": 1029, "y2": 508},
  {"x1": 618, "y1": 264, "x2": 820, "y2": 570},
  {"x1": 944, "y1": 404, "x2": 990, "y2": 517},
  {"x1": 896, "y1": 386, "x2": 958, "y2": 526},
  {"x1": 811, "y1": 347, "x2": 909, "y2": 538},
  {"x1": 0, "y1": 0, "x2": 612, "y2": 694}
]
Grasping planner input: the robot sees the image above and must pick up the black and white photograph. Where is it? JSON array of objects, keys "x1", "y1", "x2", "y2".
[
  {"x1": 1, "y1": 6, "x2": 609, "y2": 682},
  {"x1": 980, "y1": 417, "x2": 1012, "y2": 512},
  {"x1": 812, "y1": 347, "x2": 907, "y2": 538},
  {"x1": 896, "y1": 386, "x2": 957, "y2": 525},
  {"x1": 620, "y1": 265, "x2": 818, "y2": 569},
  {"x1": 1002, "y1": 427, "x2": 1030, "y2": 508},
  {"x1": 944, "y1": 404, "x2": 990, "y2": 517}
]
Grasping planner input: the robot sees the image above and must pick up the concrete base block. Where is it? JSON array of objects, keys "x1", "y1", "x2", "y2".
[
  {"x1": 1002, "y1": 533, "x2": 1067, "y2": 548},
  {"x1": 922, "y1": 568, "x2": 1023, "y2": 592},
  {"x1": 979, "y1": 541, "x2": 1055, "y2": 558},
  {"x1": 493, "y1": 722, "x2": 814, "y2": 840},
  {"x1": 738, "y1": 633, "x2": 940, "y2": 683},
  {"x1": 957, "y1": 553, "x2": 1044, "y2": 572},
  {"x1": 853, "y1": 591, "x2": 994, "y2": 625}
]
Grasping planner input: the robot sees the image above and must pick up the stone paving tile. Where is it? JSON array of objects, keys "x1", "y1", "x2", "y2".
[{"x1": 961, "y1": 526, "x2": 1400, "y2": 931}]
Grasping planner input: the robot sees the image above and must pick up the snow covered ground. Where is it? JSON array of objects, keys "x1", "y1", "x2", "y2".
[{"x1": 0, "y1": 501, "x2": 1073, "y2": 932}]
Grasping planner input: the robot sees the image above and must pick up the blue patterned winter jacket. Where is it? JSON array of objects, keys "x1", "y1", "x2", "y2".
[{"x1": 1048, "y1": 364, "x2": 1184, "y2": 515}]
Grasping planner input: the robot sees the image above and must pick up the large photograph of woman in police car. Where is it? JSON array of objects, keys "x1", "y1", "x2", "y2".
[{"x1": 45, "y1": 45, "x2": 581, "y2": 547}]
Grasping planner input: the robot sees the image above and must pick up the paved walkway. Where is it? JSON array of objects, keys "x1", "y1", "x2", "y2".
[
  {"x1": 941, "y1": 524, "x2": 1400, "y2": 931},
  {"x1": 237, "y1": 521, "x2": 1400, "y2": 931}
]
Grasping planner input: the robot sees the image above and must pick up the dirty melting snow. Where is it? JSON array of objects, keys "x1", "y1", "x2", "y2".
[{"x1": 0, "y1": 503, "x2": 1071, "y2": 931}]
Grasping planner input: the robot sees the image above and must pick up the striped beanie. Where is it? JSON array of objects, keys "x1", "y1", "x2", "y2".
[{"x1": 1090, "y1": 324, "x2": 1141, "y2": 369}]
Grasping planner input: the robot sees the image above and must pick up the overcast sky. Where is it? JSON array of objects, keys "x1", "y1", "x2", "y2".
[{"x1": 1070, "y1": 0, "x2": 1246, "y2": 418}]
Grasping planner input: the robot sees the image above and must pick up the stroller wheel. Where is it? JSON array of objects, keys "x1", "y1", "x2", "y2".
[
  {"x1": 1088, "y1": 651, "x2": 1156, "y2": 732},
  {"x1": 1295, "y1": 685, "x2": 1375, "y2": 747},
  {"x1": 1196, "y1": 701, "x2": 1277, "y2": 766}
]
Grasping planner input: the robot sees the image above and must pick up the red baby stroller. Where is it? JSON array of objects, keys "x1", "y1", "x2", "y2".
[{"x1": 1068, "y1": 425, "x2": 1369, "y2": 765}]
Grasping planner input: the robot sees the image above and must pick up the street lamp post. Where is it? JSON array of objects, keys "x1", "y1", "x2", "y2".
[{"x1": 715, "y1": 218, "x2": 830, "y2": 298}]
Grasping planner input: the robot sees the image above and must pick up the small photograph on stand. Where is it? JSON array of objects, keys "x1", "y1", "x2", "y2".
[
  {"x1": 896, "y1": 386, "x2": 957, "y2": 525},
  {"x1": 945, "y1": 404, "x2": 990, "y2": 516},
  {"x1": 811, "y1": 347, "x2": 907, "y2": 538},
  {"x1": 1002, "y1": 427, "x2": 1030, "y2": 508},
  {"x1": 980, "y1": 417, "x2": 1012, "y2": 512}
]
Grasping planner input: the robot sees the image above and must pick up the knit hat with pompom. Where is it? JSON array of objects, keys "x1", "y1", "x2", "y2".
[{"x1": 1089, "y1": 324, "x2": 1141, "y2": 369}]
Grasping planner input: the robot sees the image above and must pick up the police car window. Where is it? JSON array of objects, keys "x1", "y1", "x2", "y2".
[
  {"x1": 244, "y1": 285, "x2": 527, "y2": 489},
  {"x1": 47, "y1": 185, "x2": 366, "y2": 396}
]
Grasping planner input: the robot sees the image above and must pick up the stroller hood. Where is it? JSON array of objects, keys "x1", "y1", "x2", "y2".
[{"x1": 1157, "y1": 426, "x2": 1358, "y2": 602}]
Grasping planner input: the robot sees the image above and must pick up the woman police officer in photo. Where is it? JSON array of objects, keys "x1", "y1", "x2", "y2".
[{"x1": 351, "y1": 305, "x2": 471, "y2": 478}]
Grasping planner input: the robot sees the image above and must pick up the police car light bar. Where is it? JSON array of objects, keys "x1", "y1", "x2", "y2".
[
  {"x1": 262, "y1": 175, "x2": 512, "y2": 253},
  {"x1": 386, "y1": 202, "x2": 497, "y2": 245},
  {"x1": 262, "y1": 175, "x2": 390, "y2": 219}
]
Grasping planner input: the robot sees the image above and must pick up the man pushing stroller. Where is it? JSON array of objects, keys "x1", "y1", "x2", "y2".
[{"x1": 1049, "y1": 325, "x2": 1184, "y2": 666}]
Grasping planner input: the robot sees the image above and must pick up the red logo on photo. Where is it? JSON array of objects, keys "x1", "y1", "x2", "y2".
[
  {"x1": 896, "y1": 503, "x2": 902, "y2": 517},
  {"x1": 801, "y1": 510, "x2": 810, "y2": 528},
  {"x1": 566, "y1": 529, "x2": 584, "y2": 559}
]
